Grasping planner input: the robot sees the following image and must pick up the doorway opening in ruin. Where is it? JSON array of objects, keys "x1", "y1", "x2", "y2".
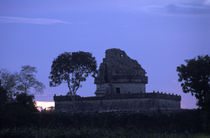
[{"x1": 116, "y1": 88, "x2": 120, "y2": 94}]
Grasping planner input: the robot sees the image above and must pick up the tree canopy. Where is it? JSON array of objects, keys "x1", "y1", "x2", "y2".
[
  {"x1": 16, "y1": 65, "x2": 45, "y2": 94},
  {"x1": 0, "y1": 80, "x2": 8, "y2": 106},
  {"x1": 0, "y1": 69, "x2": 18, "y2": 100},
  {"x1": 177, "y1": 55, "x2": 210, "y2": 110},
  {"x1": 0, "y1": 65, "x2": 45, "y2": 98},
  {"x1": 49, "y1": 51, "x2": 97, "y2": 96},
  {"x1": 0, "y1": 65, "x2": 42, "y2": 114}
]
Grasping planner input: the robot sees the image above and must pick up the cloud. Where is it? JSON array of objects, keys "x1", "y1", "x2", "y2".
[
  {"x1": 167, "y1": 4, "x2": 210, "y2": 15},
  {"x1": 205, "y1": 0, "x2": 210, "y2": 5},
  {"x1": 0, "y1": 16, "x2": 70, "y2": 25},
  {"x1": 142, "y1": 0, "x2": 210, "y2": 16}
]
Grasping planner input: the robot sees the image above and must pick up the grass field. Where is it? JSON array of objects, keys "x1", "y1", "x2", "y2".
[
  {"x1": 1, "y1": 109, "x2": 210, "y2": 138},
  {"x1": 0, "y1": 127, "x2": 210, "y2": 138}
]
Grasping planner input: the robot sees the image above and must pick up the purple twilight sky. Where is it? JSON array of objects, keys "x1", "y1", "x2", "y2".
[{"x1": 0, "y1": 0, "x2": 210, "y2": 109}]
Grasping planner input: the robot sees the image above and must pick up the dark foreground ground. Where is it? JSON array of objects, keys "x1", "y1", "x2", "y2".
[
  {"x1": 0, "y1": 127, "x2": 210, "y2": 138},
  {"x1": 0, "y1": 109, "x2": 210, "y2": 138}
]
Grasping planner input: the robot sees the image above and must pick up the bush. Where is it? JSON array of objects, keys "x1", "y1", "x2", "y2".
[{"x1": 0, "y1": 110, "x2": 208, "y2": 133}]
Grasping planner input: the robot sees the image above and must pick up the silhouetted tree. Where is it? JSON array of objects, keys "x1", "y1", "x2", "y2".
[
  {"x1": 15, "y1": 92, "x2": 38, "y2": 112},
  {"x1": 0, "y1": 65, "x2": 45, "y2": 97},
  {"x1": 177, "y1": 55, "x2": 210, "y2": 110},
  {"x1": 16, "y1": 65, "x2": 45, "y2": 94},
  {"x1": 0, "y1": 80, "x2": 8, "y2": 107},
  {"x1": 0, "y1": 66, "x2": 44, "y2": 113},
  {"x1": 0, "y1": 69, "x2": 18, "y2": 100},
  {"x1": 49, "y1": 51, "x2": 97, "y2": 96}
]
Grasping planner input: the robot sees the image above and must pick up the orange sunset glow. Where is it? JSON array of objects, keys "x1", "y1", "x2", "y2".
[{"x1": 35, "y1": 101, "x2": 55, "y2": 111}]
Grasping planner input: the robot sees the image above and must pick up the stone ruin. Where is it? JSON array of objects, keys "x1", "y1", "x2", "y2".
[
  {"x1": 95, "y1": 48, "x2": 148, "y2": 96},
  {"x1": 54, "y1": 48, "x2": 181, "y2": 113}
]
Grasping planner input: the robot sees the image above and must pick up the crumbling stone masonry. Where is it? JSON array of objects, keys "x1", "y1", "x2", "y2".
[
  {"x1": 95, "y1": 48, "x2": 148, "y2": 96},
  {"x1": 54, "y1": 48, "x2": 181, "y2": 113},
  {"x1": 54, "y1": 93, "x2": 181, "y2": 113}
]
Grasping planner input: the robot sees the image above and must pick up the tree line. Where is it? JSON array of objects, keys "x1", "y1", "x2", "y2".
[{"x1": 0, "y1": 65, "x2": 45, "y2": 112}]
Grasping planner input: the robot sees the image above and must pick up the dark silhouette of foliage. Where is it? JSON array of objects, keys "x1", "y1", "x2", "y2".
[
  {"x1": 16, "y1": 65, "x2": 45, "y2": 94},
  {"x1": 0, "y1": 66, "x2": 42, "y2": 130},
  {"x1": 0, "y1": 70, "x2": 18, "y2": 100},
  {"x1": 177, "y1": 55, "x2": 210, "y2": 132},
  {"x1": 0, "y1": 110, "x2": 207, "y2": 134},
  {"x1": 0, "y1": 66, "x2": 45, "y2": 97},
  {"x1": 15, "y1": 93, "x2": 38, "y2": 112},
  {"x1": 0, "y1": 80, "x2": 8, "y2": 107},
  {"x1": 177, "y1": 55, "x2": 210, "y2": 110},
  {"x1": 0, "y1": 92, "x2": 38, "y2": 130},
  {"x1": 49, "y1": 51, "x2": 97, "y2": 96}
]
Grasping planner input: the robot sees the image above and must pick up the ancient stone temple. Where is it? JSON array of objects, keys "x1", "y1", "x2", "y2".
[
  {"x1": 95, "y1": 48, "x2": 148, "y2": 96},
  {"x1": 54, "y1": 48, "x2": 181, "y2": 113}
]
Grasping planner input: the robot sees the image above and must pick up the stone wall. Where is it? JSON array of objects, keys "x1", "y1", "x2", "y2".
[
  {"x1": 54, "y1": 93, "x2": 181, "y2": 113},
  {"x1": 95, "y1": 83, "x2": 145, "y2": 96},
  {"x1": 111, "y1": 83, "x2": 146, "y2": 94}
]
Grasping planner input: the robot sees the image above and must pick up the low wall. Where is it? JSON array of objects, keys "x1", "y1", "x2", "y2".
[{"x1": 54, "y1": 93, "x2": 181, "y2": 113}]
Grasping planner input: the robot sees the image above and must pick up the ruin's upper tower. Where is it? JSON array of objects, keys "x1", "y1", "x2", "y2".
[{"x1": 95, "y1": 48, "x2": 148, "y2": 96}]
